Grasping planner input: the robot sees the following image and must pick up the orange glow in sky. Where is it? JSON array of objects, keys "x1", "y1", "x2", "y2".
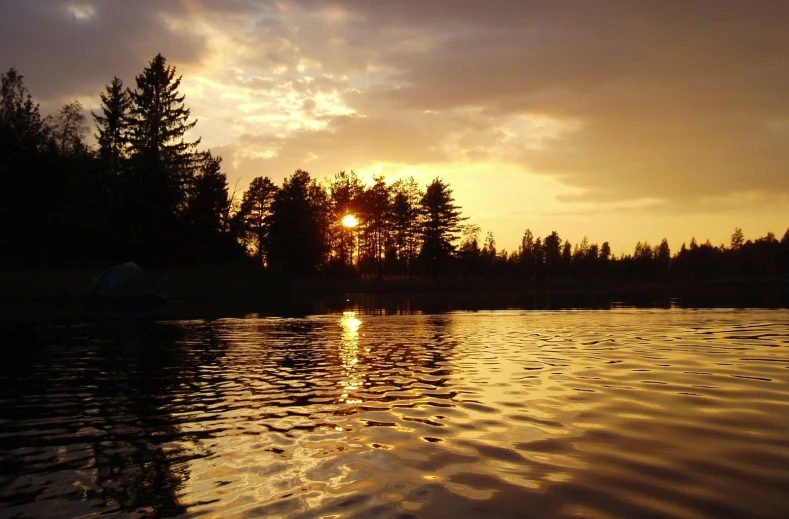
[{"x1": 4, "y1": 1, "x2": 788, "y2": 253}]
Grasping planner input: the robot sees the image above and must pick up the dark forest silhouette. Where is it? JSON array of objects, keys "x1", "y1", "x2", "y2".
[{"x1": 1, "y1": 55, "x2": 788, "y2": 283}]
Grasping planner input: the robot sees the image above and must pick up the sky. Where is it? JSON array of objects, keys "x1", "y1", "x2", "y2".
[{"x1": 1, "y1": 0, "x2": 788, "y2": 254}]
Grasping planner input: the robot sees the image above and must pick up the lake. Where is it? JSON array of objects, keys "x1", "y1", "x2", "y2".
[{"x1": 1, "y1": 309, "x2": 788, "y2": 518}]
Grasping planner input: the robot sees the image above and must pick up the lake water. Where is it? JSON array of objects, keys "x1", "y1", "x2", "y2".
[{"x1": 1, "y1": 309, "x2": 788, "y2": 518}]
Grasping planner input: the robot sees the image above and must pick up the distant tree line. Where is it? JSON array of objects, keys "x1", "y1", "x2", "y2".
[
  {"x1": 456, "y1": 227, "x2": 789, "y2": 282},
  {"x1": 1, "y1": 54, "x2": 788, "y2": 281}
]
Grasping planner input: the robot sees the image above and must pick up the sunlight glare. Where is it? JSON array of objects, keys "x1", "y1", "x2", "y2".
[
  {"x1": 342, "y1": 214, "x2": 358, "y2": 228},
  {"x1": 338, "y1": 311, "x2": 364, "y2": 404}
]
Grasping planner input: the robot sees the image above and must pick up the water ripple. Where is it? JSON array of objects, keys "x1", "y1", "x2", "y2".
[{"x1": 1, "y1": 309, "x2": 788, "y2": 518}]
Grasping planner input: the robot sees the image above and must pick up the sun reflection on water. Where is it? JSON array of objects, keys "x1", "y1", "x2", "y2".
[{"x1": 338, "y1": 311, "x2": 364, "y2": 405}]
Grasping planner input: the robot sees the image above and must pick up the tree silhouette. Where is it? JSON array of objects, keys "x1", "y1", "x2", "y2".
[
  {"x1": 266, "y1": 170, "x2": 329, "y2": 275},
  {"x1": 419, "y1": 178, "x2": 464, "y2": 276},
  {"x1": 360, "y1": 176, "x2": 391, "y2": 279},
  {"x1": 46, "y1": 100, "x2": 88, "y2": 156},
  {"x1": 239, "y1": 176, "x2": 277, "y2": 266},
  {"x1": 390, "y1": 177, "x2": 422, "y2": 276},
  {"x1": 1, "y1": 57, "x2": 787, "y2": 284},
  {"x1": 93, "y1": 77, "x2": 131, "y2": 177},
  {"x1": 0, "y1": 68, "x2": 47, "y2": 152},
  {"x1": 329, "y1": 170, "x2": 364, "y2": 268},
  {"x1": 656, "y1": 238, "x2": 671, "y2": 278},
  {"x1": 730, "y1": 227, "x2": 745, "y2": 251},
  {"x1": 543, "y1": 231, "x2": 562, "y2": 278},
  {"x1": 125, "y1": 54, "x2": 201, "y2": 262},
  {"x1": 0, "y1": 68, "x2": 50, "y2": 263},
  {"x1": 185, "y1": 151, "x2": 233, "y2": 261}
]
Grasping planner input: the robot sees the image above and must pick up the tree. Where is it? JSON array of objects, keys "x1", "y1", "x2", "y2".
[
  {"x1": 266, "y1": 170, "x2": 328, "y2": 275},
  {"x1": 482, "y1": 231, "x2": 497, "y2": 266},
  {"x1": 127, "y1": 53, "x2": 200, "y2": 206},
  {"x1": 0, "y1": 68, "x2": 49, "y2": 263},
  {"x1": 329, "y1": 170, "x2": 364, "y2": 266},
  {"x1": 360, "y1": 176, "x2": 391, "y2": 279},
  {"x1": 187, "y1": 153, "x2": 229, "y2": 233},
  {"x1": 184, "y1": 152, "x2": 238, "y2": 262},
  {"x1": 419, "y1": 178, "x2": 464, "y2": 276},
  {"x1": 239, "y1": 176, "x2": 277, "y2": 266},
  {"x1": 780, "y1": 228, "x2": 789, "y2": 277},
  {"x1": 390, "y1": 176, "x2": 423, "y2": 275},
  {"x1": 47, "y1": 100, "x2": 88, "y2": 156},
  {"x1": 0, "y1": 68, "x2": 47, "y2": 152},
  {"x1": 93, "y1": 77, "x2": 131, "y2": 176},
  {"x1": 730, "y1": 227, "x2": 745, "y2": 250},
  {"x1": 125, "y1": 54, "x2": 201, "y2": 261},
  {"x1": 458, "y1": 223, "x2": 482, "y2": 277},
  {"x1": 656, "y1": 238, "x2": 671, "y2": 278},
  {"x1": 518, "y1": 229, "x2": 536, "y2": 280},
  {"x1": 543, "y1": 231, "x2": 562, "y2": 278},
  {"x1": 460, "y1": 224, "x2": 481, "y2": 251},
  {"x1": 600, "y1": 242, "x2": 612, "y2": 262}
]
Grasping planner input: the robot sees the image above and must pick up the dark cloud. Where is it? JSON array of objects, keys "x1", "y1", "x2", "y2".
[
  {"x1": 329, "y1": 0, "x2": 789, "y2": 200},
  {"x1": 0, "y1": 0, "x2": 205, "y2": 103}
]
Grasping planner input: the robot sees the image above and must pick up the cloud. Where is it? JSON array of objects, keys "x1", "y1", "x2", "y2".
[
  {"x1": 0, "y1": 0, "x2": 206, "y2": 105},
  {"x1": 3, "y1": 0, "x2": 788, "y2": 217}
]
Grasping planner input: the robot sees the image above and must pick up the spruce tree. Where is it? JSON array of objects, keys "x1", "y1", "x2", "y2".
[
  {"x1": 125, "y1": 54, "x2": 201, "y2": 262},
  {"x1": 93, "y1": 77, "x2": 131, "y2": 176},
  {"x1": 419, "y1": 178, "x2": 464, "y2": 276},
  {"x1": 186, "y1": 151, "x2": 232, "y2": 261}
]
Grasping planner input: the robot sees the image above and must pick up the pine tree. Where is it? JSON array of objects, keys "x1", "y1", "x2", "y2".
[
  {"x1": 266, "y1": 170, "x2": 329, "y2": 275},
  {"x1": 93, "y1": 77, "x2": 131, "y2": 176},
  {"x1": 239, "y1": 176, "x2": 278, "y2": 265},
  {"x1": 360, "y1": 176, "x2": 391, "y2": 279},
  {"x1": 188, "y1": 152, "x2": 229, "y2": 234},
  {"x1": 389, "y1": 177, "x2": 423, "y2": 275},
  {"x1": 127, "y1": 53, "x2": 200, "y2": 210},
  {"x1": 125, "y1": 54, "x2": 201, "y2": 262},
  {"x1": 184, "y1": 152, "x2": 233, "y2": 261},
  {"x1": 419, "y1": 177, "x2": 464, "y2": 275},
  {"x1": 329, "y1": 170, "x2": 364, "y2": 266}
]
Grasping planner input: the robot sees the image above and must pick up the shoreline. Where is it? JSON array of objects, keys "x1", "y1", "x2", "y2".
[{"x1": 1, "y1": 267, "x2": 787, "y2": 322}]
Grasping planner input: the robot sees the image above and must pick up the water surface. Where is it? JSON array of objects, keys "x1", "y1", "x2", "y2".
[{"x1": 1, "y1": 309, "x2": 788, "y2": 518}]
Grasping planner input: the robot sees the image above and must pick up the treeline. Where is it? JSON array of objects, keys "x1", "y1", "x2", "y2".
[
  {"x1": 459, "y1": 228, "x2": 789, "y2": 282},
  {"x1": 1, "y1": 54, "x2": 788, "y2": 281}
]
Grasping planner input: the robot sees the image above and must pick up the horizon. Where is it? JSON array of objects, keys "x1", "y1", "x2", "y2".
[{"x1": 2, "y1": 1, "x2": 788, "y2": 254}]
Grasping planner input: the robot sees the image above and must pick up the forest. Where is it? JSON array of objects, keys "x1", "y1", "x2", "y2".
[{"x1": 1, "y1": 54, "x2": 788, "y2": 283}]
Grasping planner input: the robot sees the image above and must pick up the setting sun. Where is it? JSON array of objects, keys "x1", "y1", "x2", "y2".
[{"x1": 341, "y1": 214, "x2": 358, "y2": 228}]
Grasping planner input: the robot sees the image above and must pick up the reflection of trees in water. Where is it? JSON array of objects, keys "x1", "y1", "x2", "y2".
[
  {"x1": 87, "y1": 322, "x2": 225, "y2": 518},
  {"x1": 0, "y1": 321, "x2": 228, "y2": 519}
]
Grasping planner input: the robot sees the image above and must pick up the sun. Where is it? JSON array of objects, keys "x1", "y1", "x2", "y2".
[{"x1": 342, "y1": 214, "x2": 358, "y2": 228}]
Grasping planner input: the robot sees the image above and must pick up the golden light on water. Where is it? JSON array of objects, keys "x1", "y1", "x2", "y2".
[
  {"x1": 339, "y1": 311, "x2": 364, "y2": 405},
  {"x1": 341, "y1": 214, "x2": 358, "y2": 228}
]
